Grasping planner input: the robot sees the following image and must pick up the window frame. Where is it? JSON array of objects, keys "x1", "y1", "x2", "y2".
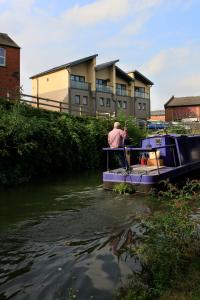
[
  {"x1": 106, "y1": 98, "x2": 111, "y2": 107},
  {"x1": 135, "y1": 86, "x2": 145, "y2": 93},
  {"x1": 138, "y1": 102, "x2": 142, "y2": 110},
  {"x1": 99, "y1": 97, "x2": 104, "y2": 106},
  {"x1": 0, "y1": 48, "x2": 6, "y2": 67},
  {"x1": 74, "y1": 95, "x2": 80, "y2": 105},
  {"x1": 122, "y1": 101, "x2": 127, "y2": 109},
  {"x1": 83, "y1": 96, "x2": 88, "y2": 105},
  {"x1": 71, "y1": 74, "x2": 85, "y2": 82},
  {"x1": 117, "y1": 100, "x2": 122, "y2": 108},
  {"x1": 116, "y1": 83, "x2": 126, "y2": 91}
]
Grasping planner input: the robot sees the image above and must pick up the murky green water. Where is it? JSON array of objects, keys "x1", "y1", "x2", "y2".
[{"x1": 0, "y1": 172, "x2": 151, "y2": 300}]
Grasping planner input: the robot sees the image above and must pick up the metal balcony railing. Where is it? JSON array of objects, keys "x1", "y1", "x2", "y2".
[
  {"x1": 116, "y1": 89, "x2": 129, "y2": 96},
  {"x1": 70, "y1": 80, "x2": 90, "y2": 90},
  {"x1": 96, "y1": 84, "x2": 113, "y2": 93},
  {"x1": 135, "y1": 91, "x2": 150, "y2": 99}
]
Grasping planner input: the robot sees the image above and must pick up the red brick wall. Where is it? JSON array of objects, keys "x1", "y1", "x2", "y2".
[
  {"x1": 0, "y1": 46, "x2": 20, "y2": 96},
  {"x1": 165, "y1": 106, "x2": 200, "y2": 121},
  {"x1": 150, "y1": 115, "x2": 165, "y2": 121}
]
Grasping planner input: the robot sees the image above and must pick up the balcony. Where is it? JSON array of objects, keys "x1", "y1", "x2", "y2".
[
  {"x1": 135, "y1": 91, "x2": 150, "y2": 99},
  {"x1": 116, "y1": 89, "x2": 129, "y2": 97},
  {"x1": 70, "y1": 80, "x2": 90, "y2": 90},
  {"x1": 96, "y1": 84, "x2": 113, "y2": 93}
]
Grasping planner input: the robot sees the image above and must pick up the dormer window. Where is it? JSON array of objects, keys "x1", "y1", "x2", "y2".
[{"x1": 0, "y1": 48, "x2": 6, "y2": 66}]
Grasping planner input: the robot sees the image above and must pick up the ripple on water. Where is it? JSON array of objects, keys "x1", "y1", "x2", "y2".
[{"x1": 0, "y1": 179, "x2": 151, "y2": 300}]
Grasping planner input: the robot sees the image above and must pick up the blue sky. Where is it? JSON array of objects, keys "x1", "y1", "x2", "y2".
[{"x1": 0, "y1": 0, "x2": 200, "y2": 109}]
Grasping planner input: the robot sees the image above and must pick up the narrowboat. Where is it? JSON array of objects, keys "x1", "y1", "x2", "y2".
[{"x1": 103, "y1": 134, "x2": 200, "y2": 192}]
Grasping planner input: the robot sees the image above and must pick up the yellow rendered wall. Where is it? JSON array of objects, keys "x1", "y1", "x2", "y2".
[
  {"x1": 70, "y1": 63, "x2": 89, "y2": 81},
  {"x1": 32, "y1": 69, "x2": 68, "y2": 96}
]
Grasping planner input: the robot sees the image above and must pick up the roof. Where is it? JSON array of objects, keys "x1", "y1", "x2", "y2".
[
  {"x1": 30, "y1": 54, "x2": 98, "y2": 79},
  {"x1": 129, "y1": 70, "x2": 154, "y2": 85},
  {"x1": 96, "y1": 60, "x2": 119, "y2": 71},
  {"x1": 116, "y1": 66, "x2": 133, "y2": 83},
  {"x1": 0, "y1": 33, "x2": 20, "y2": 49},
  {"x1": 165, "y1": 96, "x2": 200, "y2": 108},
  {"x1": 151, "y1": 110, "x2": 165, "y2": 116}
]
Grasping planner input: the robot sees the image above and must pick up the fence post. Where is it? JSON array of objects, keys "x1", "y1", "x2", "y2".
[
  {"x1": 60, "y1": 102, "x2": 62, "y2": 112},
  {"x1": 37, "y1": 96, "x2": 39, "y2": 109}
]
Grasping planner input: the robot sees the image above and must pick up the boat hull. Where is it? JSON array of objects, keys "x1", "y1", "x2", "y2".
[{"x1": 103, "y1": 160, "x2": 200, "y2": 192}]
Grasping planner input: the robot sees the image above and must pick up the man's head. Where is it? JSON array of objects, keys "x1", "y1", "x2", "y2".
[{"x1": 114, "y1": 122, "x2": 121, "y2": 129}]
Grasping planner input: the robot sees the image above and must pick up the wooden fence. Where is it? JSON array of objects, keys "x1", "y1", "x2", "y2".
[{"x1": 0, "y1": 89, "x2": 113, "y2": 119}]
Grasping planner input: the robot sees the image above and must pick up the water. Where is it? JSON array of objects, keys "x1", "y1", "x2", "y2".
[{"x1": 0, "y1": 172, "x2": 151, "y2": 300}]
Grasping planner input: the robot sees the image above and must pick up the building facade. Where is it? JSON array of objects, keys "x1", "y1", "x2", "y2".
[
  {"x1": 0, "y1": 33, "x2": 20, "y2": 96},
  {"x1": 30, "y1": 55, "x2": 153, "y2": 119},
  {"x1": 165, "y1": 96, "x2": 200, "y2": 122},
  {"x1": 150, "y1": 110, "x2": 165, "y2": 121}
]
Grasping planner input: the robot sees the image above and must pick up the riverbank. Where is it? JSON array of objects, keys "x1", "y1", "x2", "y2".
[
  {"x1": 117, "y1": 180, "x2": 200, "y2": 300},
  {"x1": 0, "y1": 99, "x2": 145, "y2": 186}
]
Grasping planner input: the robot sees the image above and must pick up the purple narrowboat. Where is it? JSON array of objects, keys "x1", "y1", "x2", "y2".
[{"x1": 103, "y1": 134, "x2": 200, "y2": 192}]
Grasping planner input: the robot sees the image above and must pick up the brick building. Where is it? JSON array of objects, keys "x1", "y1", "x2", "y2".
[
  {"x1": 165, "y1": 96, "x2": 200, "y2": 122},
  {"x1": 150, "y1": 110, "x2": 165, "y2": 121},
  {"x1": 0, "y1": 33, "x2": 20, "y2": 96}
]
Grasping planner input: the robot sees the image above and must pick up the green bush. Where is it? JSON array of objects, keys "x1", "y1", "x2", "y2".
[
  {"x1": 0, "y1": 100, "x2": 144, "y2": 185},
  {"x1": 117, "y1": 181, "x2": 200, "y2": 300}
]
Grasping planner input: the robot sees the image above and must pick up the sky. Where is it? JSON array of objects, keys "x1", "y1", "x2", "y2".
[{"x1": 0, "y1": 0, "x2": 200, "y2": 110}]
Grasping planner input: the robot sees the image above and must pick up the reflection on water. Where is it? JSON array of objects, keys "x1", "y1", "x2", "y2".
[{"x1": 0, "y1": 172, "x2": 151, "y2": 300}]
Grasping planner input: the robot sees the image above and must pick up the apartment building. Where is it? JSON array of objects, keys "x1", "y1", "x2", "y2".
[{"x1": 30, "y1": 54, "x2": 153, "y2": 119}]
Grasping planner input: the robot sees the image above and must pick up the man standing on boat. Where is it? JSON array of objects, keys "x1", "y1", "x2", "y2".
[{"x1": 108, "y1": 122, "x2": 128, "y2": 168}]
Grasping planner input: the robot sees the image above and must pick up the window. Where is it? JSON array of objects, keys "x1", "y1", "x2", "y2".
[
  {"x1": 83, "y1": 96, "x2": 88, "y2": 105},
  {"x1": 122, "y1": 101, "x2": 127, "y2": 109},
  {"x1": 135, "y1": 87, "x2": 145, "y2": 93},
  {"x1": 99, "y1": 97, "x2": 104, "y2": 106},
  {"x1": 118, "y1": 101, "x2": 122, "y2": 108},
  {"x1": 71, "y1": 75, "x2": 85, "y2": 82},
  {"x1": 96, "y1": 79, "x2": 107, "y2": 85},
  {"x1": 116, "y1": 83, "x2": 126, "y2": 90},
  {"x1": 138, "y1": 102, "x2": 142, "y2": 110},
  {"x1": 106, "y1": 98, "x2": 111, "y2": 107},
  {"x1": 142, "y1": 103, "x2": 146, "y2": 110},
  {"x1": 116, "y1": 83, "x2": 127, "y2": 96},
  {"x1": 0, "y1": 48, "x2": 6, "y2": 66},
  {"x1": 75, "y1": 95, "x2": 80, "y2": 104}
]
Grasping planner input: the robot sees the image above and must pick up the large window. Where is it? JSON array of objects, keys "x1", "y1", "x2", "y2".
[
  {"x1": 116, "y1": 83, "x2": 126, "y2": 91},
  {"x1": 96, "y1": 79, "x2": 107, "y2": 85},
  {"x1": 116, "y1": 83, "x2": 127, "y2": 96},
  {"x1": 0, "y1": 48, "x2": 6, "y2": 66},
  {"x1": 135, "y1": 87, "x2": 145, "y2": 93},
  {"x1": 142, "y1": 103, "x2": 146, "y2": 110},
  {"x1": 71, "y1": 75, "x2": 85, "y2": 82}
]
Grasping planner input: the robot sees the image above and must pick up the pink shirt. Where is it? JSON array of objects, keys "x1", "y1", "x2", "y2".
[{"x1": 108, "y1": 128, "x2": 127, "y2": 148}]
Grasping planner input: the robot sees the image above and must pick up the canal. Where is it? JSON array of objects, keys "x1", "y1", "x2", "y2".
[{"x1": 0, "y1": 172, "x2": 151, "y2": 300}]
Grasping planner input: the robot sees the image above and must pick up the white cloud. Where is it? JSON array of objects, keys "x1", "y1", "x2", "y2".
[{"x1": 142, "y1": 44, "x2": 200, "y2": 109}]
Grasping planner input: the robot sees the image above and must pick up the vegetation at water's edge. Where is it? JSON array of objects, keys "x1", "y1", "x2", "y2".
[
  {"x1": 113, "y1": 183, "x2": 136, "y2": 194},
  {"x1": 116, "y1": 180, "x2": 200, "y2": 300},
  {"x1": 0, "y1": 99, "x2": 145, "y2": 185}
]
